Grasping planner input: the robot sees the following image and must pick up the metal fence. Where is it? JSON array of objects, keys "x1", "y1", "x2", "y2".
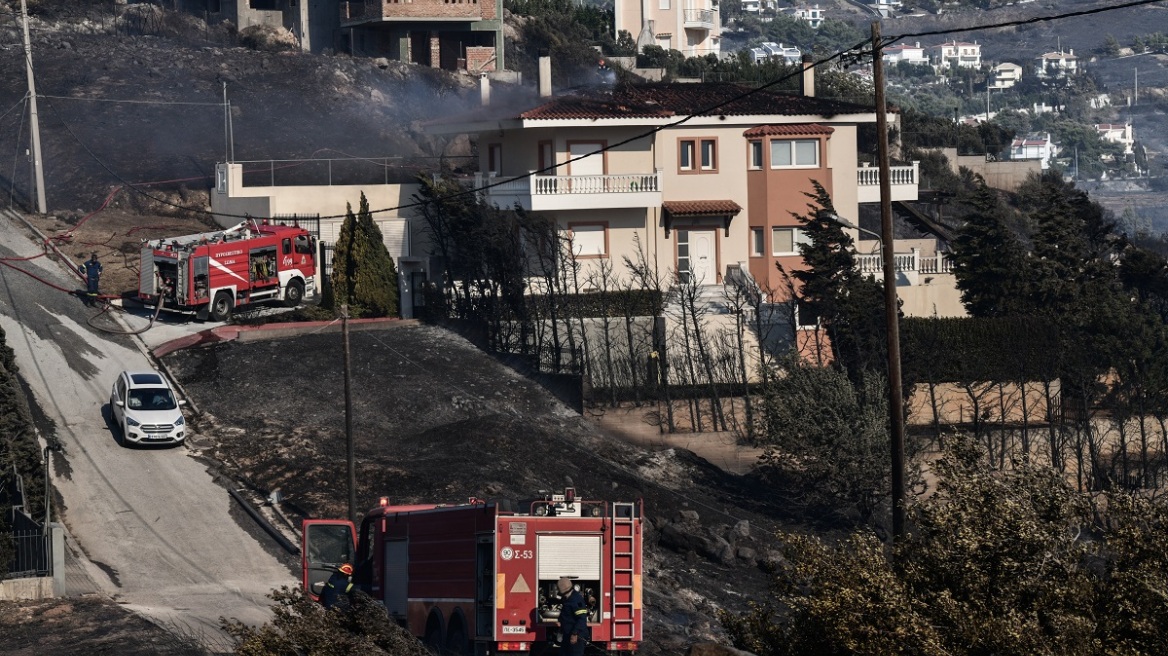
[{"x1": 5, "y1": 529, "x2": 50, "y2": 578}]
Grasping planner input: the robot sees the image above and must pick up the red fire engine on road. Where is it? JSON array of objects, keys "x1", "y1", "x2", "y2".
[
  {"x1": 137, "y1": 219, "x2": 317, "y2": 321},
  {"x1": 302, "y1": 489, "x2": 643, "y2": 655}
]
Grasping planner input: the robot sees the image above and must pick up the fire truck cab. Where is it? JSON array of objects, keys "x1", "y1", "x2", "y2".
[
  {"x1": 138, "y1": 219, "x2": 317, "y2": 321},
  {"x1": 302, "y1": 489, "x2": 643, "y2": 655}
]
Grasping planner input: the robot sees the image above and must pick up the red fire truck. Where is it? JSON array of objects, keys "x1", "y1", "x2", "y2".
[
  {"x1": 302, "y1": 489, "x2": 643, "y2": 655},
  {"x1": 137, "y1": 219, "x2": 317, "y2": 321}
]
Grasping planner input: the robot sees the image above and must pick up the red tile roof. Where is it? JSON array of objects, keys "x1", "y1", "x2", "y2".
[
  {"x1": 742, "y1": 123, "x2": 834, "y2": 137},
  {"x1": 520, "y1": 96, "x2": 674, "y2": 120},
  {"x1": 662, "y1": 200, "x2": 743, "y2": 216}
]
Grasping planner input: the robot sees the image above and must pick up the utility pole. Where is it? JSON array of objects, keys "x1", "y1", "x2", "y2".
[
  {"x1": 872, "y1": 21, "x2": 906, "y2": 541},
  {"x1": 20, "y1": 0, "x2": 46, "y2": 214},
  {"x1": 342, "y1": 304, "x2": 357, "y2": 524},
  {"x1": 222, "y1": 81, "x2": 230, "y2": 164},
  {"x1": 1134, "y1": 67, "x2": 1138, "y2": 106}
]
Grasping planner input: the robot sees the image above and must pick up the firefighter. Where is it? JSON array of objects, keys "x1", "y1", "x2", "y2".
[
  {"x1": 78, "y1": 252, "x2": 103, "y2": 306},
  {"x1": 320, "y1": 563, "x2": 354, "y2": 610},
  {"x1": 557, "y1": 577, "x2": 590, "y2": 655}
]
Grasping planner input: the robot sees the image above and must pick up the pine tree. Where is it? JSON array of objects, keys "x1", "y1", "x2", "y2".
[
  {"x1": 330, "y1": 193, "x2": 399, "y2": 318},
  {"x1": 951, "y1": 182, "x2": 1030, "y2": 317}
]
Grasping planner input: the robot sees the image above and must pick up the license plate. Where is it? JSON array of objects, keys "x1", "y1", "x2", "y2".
[{"x1": 502, "y1": 626, "x2": 527, "y2": 634}]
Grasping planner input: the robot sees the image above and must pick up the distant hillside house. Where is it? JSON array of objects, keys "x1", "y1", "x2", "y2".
[
  {"x1": 883, "y1": 42, "x2": 928, "y2": 66},
  {"x1": 1095, "y1": 122, "x2": 1135, "y2": 155},
  {"x1": 990, "y1": 62, "x2": 1022, "y2": 89},
  {"x1": 751, "y1": 42, "x2": 802, "y2": 65},
  {"x1": 616, "y1": 0, "x2": 721, "y2": 57},
  {"x1": 1011, "y1": 132, "x2": 1059, "y2": 169},
  {"x1": 870, "y1": 0, "x2": 902, "y2": 18},
  {"x1": 186, "y1": 0, "x2": 342, "y2": 54},
  {"x1": 930, "y1": 41, "x2": 981, "y2": 70},
  {"x1": 340, "y1": 0, "x2": 505, "y2": 72},
  {"x1": 740, "y1": 0, "x2": 778, "y2": 13},
  {"x1": 1036, "y1": 49, "x2": 1078, "y2": 79},
  {"x1": 793, "y1": 4, "x2": 825, "y2": 28}
]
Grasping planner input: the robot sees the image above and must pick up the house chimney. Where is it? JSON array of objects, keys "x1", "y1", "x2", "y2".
[
  {"x1": 480, "y1": 73, "x2": 491, "y2": 106},
  {"x1": 539, "y1": 50, "x2": 552, "y2": 98},
  {"x1": 800, "y1": 53, "x2": 815, "y2": 98}
]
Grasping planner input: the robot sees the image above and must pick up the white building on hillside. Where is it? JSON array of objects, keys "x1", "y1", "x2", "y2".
[
  {"x1": 1095, "y1": 122, "x2": 1135, "y2": 155},
  {"x1": 883, "y1": 42, "x2": 929, "y2": 66},
  {"x1": 1011, "y1": 132, "x2": 1059, "y2": 169},
  {"x1": 871, "y1": 0, "x2": 901, "y2": 17},
  {"x1": 931, "y1": 41, "x2": 981, "y2": 70},
  {"x1": 1036, "y1": 49, "x2": 1078, "y2": 79},
  {"x1": 990, "y1": 62, "x2": 1022, "y2": 89},
  {"x1": 793, "y1": 4, "x2": 825, "y2": 28},
  {"x1": 751, "y1": 42, "x2": 801, "y2": 64}
]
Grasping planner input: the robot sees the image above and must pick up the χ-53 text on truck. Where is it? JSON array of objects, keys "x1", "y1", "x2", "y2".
[
  {"x1": 137, "y1": 219, "x2": 317, "y2": 321},
  {"x1": 302, "y1": 488, "x2": 643, "y2": 655}
]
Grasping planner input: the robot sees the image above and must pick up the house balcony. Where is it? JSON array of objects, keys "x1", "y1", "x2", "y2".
[
  {"x1": 683, "y1": 9, "x2": 716, "y2": 30},
  {"x1": 341, "y1": 0, "x2": 487, "y2": 25},
  {"x1": 856, "y1": 248, "x2": 953, "y2": 285},
  {"x1": 474, "y1": 170, "x2": 663, "y2": 212},
  {"x1": 856, "y1": 161, "x2": 919, "y2": 203}
]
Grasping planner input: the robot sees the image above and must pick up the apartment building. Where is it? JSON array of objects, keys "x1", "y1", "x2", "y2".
[
  {"x1": 793, "y1": 4, "x2": 825, "y2": 28},
  {"x1": 1036, "y1": 49, "x2": 1078, "y2": 80},
  {"x1": 616, "y1": 0, "x2": 721, "y2": 57},
  {"x1": 989, "y1": 62, "x2": 1022, "y2": 89}
]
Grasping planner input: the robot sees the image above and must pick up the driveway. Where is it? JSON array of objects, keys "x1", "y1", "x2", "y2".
[{"x1": 0, "y1": 210, "x2": 293, "y2": 640}]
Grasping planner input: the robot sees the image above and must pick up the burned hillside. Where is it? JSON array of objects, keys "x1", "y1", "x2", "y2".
[{"x1": 163, "y1": 322, "x2": 789, "y2": 653}]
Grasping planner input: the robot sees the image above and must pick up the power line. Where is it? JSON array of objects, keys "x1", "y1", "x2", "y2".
[
  {"x1": 39, "y1": 95, "x2": 225, "y2": 107},
  {"x1": 22, "y1": 0, "x2": 1163, "y2": 221}
]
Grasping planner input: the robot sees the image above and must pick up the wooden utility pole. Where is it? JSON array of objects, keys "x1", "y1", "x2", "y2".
[
  {"x1": 872, "y1": 21, "x2": 906, "y2": 540},
  {"x1": 342, "y1": 304, "x2": 357, "y2": 524},
  {"x1": 20, "y1": 0, "x2": 46, "y2": 213}
]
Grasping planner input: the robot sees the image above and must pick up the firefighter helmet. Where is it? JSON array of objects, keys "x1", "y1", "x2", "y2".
[
  {"x1": 338, "y1": 563, "x2": 354, "y2": 576},
  {"x1": 557, "y1": 577, "x2": 573, "y2": 595}
]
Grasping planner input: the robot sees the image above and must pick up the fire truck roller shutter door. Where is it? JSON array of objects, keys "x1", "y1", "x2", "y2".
[{"x1": 537, "y1": 535, "x2": 602, "y2": 580}]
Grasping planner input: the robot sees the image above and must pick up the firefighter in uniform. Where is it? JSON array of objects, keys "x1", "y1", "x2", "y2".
[
  {"x1": 557, "y1": 577, "x2": 590, "y2": 655},
  {"x1": 78, "y1": 252, "x2": 103, "y2": 306},
  {"x1": 321, "y1": 563, "x2": 354, "y2": 610}
]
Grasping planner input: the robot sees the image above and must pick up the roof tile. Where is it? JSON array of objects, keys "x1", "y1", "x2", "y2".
[
  {"x1": 662, "y1": 200, "x2": 743, "y2": 216},
  {"x1": 742, "y1": 123, "x2": 834, "y2": 137}
]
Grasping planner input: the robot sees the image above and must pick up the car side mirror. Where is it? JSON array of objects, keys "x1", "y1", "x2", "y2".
[
  {"x1": 179, "y1": 399, "x2": 188, "y2": 407},
  {"x1": 114, "y1": 399, "x2": 124, "y2": 408}
]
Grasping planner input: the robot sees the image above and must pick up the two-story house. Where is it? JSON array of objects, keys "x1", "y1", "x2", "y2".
[
  {"x1": 883, "y1": 42, "x2": 929, "y2": 67},
  {"x1": 1010, "y1": 132, "x2": 1059, "y2": 169},
  {"x1": 930, "y1": 41, "x2": 981, "y2": 70},
  {"x1": 751, "y1": 42, "x2": 802, "y2": 65},
  {"x1": 340, "y1": 0, "x2": 505, "y2": 72},
  {"x1": 1036, "y1": 49, "x2": 1078, "y2": 80},
  {"x1": 616, "y1": 0, "x2": 721, "y2": 57},
  {"x1": 422, "y1": 60, "x2": 934, "y2": 318},
  {"x1": 989, "y1": 62, "x2": 1022, "y2": 89},
  {"x1": 793, "y1": 4, "x2": 825, "y2": 28}
]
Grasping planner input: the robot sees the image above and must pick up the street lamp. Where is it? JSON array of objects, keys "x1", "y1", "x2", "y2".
[{"x1": 43, "y1": 441, "x2": 62, "y2": 533}]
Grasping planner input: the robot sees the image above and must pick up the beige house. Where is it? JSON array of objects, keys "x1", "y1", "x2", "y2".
[
  {"x1": 422, "y1": 62, "x2": 962, "y2": 321},
  {"x1": 615, "y1": 0, "x2": 721, "y2": 56}
]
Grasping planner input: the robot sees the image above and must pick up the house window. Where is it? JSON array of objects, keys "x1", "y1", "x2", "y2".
[
  {"x1": 772, "y1": 227, "x2": 810, "y2": 256},
  {"x1": 700, "y1": 139, "x2": 717, "y2": 170},
  {"x1": 751, "y1": 228, "x2": 763, "y2": 257},
  {"x1": 570, "y1": 224, "x2": 607, "y2": 257},
  {"x1": 488, "y1": 144, "x2": 503, "y2": 175},
  {"x1": 770, "y1": 139, "x2": 819, "y2": 168},
  {"x1": 659, "y1": 0, "x2": 670, "y2": 8},
  {"x1": 795, "y1": 300, "x2": 820, "y2": 329},
  {"x1": 538, "y1": 141, "x2": 554, "y2": 173},
  {"x1": 749, "y1": 141, "x2": 763, "y2": 169},
  {"x1": 679, "y1": 140, "x2": 695, "y2": 171}
]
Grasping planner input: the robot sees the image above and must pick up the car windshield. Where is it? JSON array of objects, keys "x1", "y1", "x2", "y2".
[{"x1": 127, "y1": 388, "x2": 177, "y2": 411}]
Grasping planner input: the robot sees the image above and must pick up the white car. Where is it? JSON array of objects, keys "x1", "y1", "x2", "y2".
[{"x1": 109, "y1": 370, "x2": 187, "y2": 446}]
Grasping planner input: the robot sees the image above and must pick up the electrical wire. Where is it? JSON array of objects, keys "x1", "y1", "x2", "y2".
[{"x1": 16, "y1": 0, "x2": 1166, "y2": 225}]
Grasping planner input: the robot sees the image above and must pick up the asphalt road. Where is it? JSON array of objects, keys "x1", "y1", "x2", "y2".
[{"x1": 0, "y1": 210, "x2": 294, "y2": 642}]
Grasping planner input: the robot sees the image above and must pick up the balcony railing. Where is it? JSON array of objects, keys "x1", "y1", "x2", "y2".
[
  {"x1": 684, "y1": 8, "x2": 716, "y2": 28},
  {"x1": 857, "y1": 249, "x2": 954, "y2": 278},
  {"x1": 475, "y1": 170, "x2": 663, "y2": 211},
  {"x1": 857, "y1": 161, "x2": 919, "y2": 203}
]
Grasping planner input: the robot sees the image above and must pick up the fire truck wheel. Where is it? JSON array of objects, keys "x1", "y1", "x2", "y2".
[
  {"x1": 210, "y1": 292, "x2": 234, "y2": 322},
  {"x1": 284, "y1": 280, "x2": 304, "y2": 307},
  {"x1": 444, "y1": 624, "x2": 469, "y2": 656}
]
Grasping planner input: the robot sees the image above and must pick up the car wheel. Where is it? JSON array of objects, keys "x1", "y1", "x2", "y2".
[
  {"x1": 284, "y1": 280, "x2": 304, "y2": 307},
  {"x1": 209, "y1": 291, "x2": 233, "y2": 322}
]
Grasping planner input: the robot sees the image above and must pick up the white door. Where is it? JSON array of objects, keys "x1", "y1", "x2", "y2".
[{"x1": 689, "y1": 230, "x2": 715, "y2": 285}]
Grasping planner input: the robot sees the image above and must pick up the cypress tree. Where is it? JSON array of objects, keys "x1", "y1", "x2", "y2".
[{"x1": 331, "y1": 193, "x2": 399, "y2": 318}]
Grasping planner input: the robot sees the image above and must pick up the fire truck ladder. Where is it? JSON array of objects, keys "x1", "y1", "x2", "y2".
[{"x1": 610, "y1": 502, "x2": 638, "y2": 640}]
